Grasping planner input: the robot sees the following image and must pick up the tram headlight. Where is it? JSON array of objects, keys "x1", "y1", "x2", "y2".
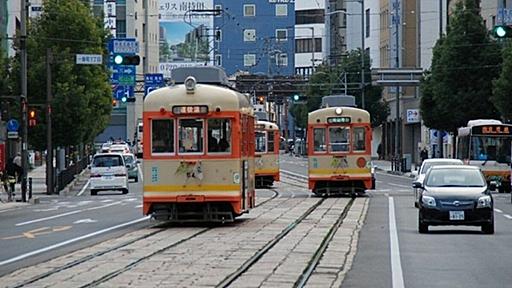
[
  {"x1": 185, "y1": 76, "x2": 197, "y2": 93},
  {"x1": 335, "y1": 107, "x2": 343, "y2": 115}
]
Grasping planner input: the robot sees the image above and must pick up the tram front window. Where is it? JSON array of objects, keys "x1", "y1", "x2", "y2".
[
  {"x1": 313, "y1": 128, "x2": 326, "y2": 152},
  {"x1": 179, "y1": 119, "x2": 203, "y2": 153},
  {"x1": 208, "y1": 119, "x2": 231, "y2": 153},
  {"x1": 329, "y1": 127, "x2": 350, "y2": 152},
  {"x1": 353, "y1": 127, "x2": 366, "y2": 151},
  {"x1": 256, "y1": 132, "x2": 267, "y2": 153},
  {"x1": 151, "y1": 119, "x2": 174, "y2": 153},
  {"x1": 470, "y1": 136, "x2": 511, "y2": 163}
]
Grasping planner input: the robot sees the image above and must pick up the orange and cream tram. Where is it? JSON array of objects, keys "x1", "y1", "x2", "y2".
[
  {"x1": 255, "y1": 120, "x2": 280, "y2": 187},
  {"x1": 142, "y1": 67, "x2": 256, "y2": 222},
  {"x1": 307, "y1": 95, "x2": 373, "y2": 197}
]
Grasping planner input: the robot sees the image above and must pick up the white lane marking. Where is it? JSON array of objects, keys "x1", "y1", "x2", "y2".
[
  {"x1": 16, "y1": 201, "x2": 123, "y2": 226},
  {"x1": 101, "y1": 199, "x2": 114, "y2": 203},
  {"x1": 124, "y1": 198, "x2": 137, "y2": 202},
  {"x1": 33, "y1": 208, "x2": 59, "y2": 212},
  {"x1": 494, "y1": 208, "x2": 503, "y2": 213},
  {"x1": 280, "y1": 169, "x2": 308, "y2": 179},
  {"x1": 375, "y1": 171, "x2": 411, "y2": 179},
  {"x1": 504, "y1": 214, "x2": 512, "y2": 220},
  {"x1": 77, "y1": 180, "x2": 90, "y2": 196},
  {"x1": 73, "y1": 218, "x2": 98, "y2": 224},
  {"x1": 388, "y1": 183, "x2": 410, "y2": 189},
  {"x1": 135, "y1": 204, "x2": 143, "y2": 208},
  {"x1": 389, "y1": 197, "x2": 405, "y2": 288},
  {"x1": 0, "y1": 217, "x2": 150, "y2": 267},
  {"x1": 137, "y1": 163, "x2": 143, "y2": 182}
]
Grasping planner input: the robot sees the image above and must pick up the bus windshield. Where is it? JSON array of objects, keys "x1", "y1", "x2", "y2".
[{"x1": 470, "y1": 136, "x2": 511, "y2": 163}]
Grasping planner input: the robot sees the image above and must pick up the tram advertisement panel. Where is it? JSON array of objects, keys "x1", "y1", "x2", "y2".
[{"x1": 159, "y1": 0, "x2": 214, "y2": 78}]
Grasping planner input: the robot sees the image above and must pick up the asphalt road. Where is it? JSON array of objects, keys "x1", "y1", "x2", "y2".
[{"x1": 343, "y1": 171, "x2": 512, "y2": 288}]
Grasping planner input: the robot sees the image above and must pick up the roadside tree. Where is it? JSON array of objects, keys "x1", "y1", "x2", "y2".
[{"x1": 492, "y1": 46, "x2": 512, "y2": 121}]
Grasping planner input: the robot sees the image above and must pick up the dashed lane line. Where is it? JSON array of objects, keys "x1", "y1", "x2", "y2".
[
  {"x1": 77, "y1": 180, "x2": 90, "y2": 196},
  {"x1": 389, "y1": 196, "x2": 405, "y2": 288},
  {"x1": 494, "y1": 208, "x2": 503, "y2": 213},
  {"x1": 504, "y1": 214, "x2": 512, "y2": 220}
]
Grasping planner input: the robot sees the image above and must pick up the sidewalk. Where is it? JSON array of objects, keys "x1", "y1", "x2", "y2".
[{"x1": 372, "y1": 159, "x2": 417, "y2": 178}]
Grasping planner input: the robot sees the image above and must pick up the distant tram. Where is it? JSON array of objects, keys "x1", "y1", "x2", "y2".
[
  {"x1": 255, "y1": 120, "x2": 280, "y2": 187},
  {"x1": 307, "y1": 95, "x2": 373, "y2": 197},
  {"x1": 142, "y1": 67, "x2": 256, "y2": 222},
  {"x1": 456, "y1": 119, "x2": 512, "y2": 193}
]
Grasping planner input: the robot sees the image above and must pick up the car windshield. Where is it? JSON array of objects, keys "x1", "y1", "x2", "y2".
[
  {"x1": 425, "y1": 169, "x2": 486, "y2": 187},
  {"x1": 420, "y1": 161, "x2": 462, "y2": 174},
  {"x1": 93, "y1": 155, "x2": 123, "y2": 167}
]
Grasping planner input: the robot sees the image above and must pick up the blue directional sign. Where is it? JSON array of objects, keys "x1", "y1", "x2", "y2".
[
  {"x1": 112, "y1": 66, "x2": 136, "y2": 86},
  {"x1": 6, "y1": 119, "x2": 19, "y2": 132},
  {"x1": 115, "y1": 85, "x2": 134, "y2": 99},
  {"x1": 144, "y1": 73, "x2": 165, "y2": 96}
]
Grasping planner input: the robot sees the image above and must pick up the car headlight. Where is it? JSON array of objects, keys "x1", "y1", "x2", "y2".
[
  {"x1": 421, "y1": 196, "x2": 436, "y2": 207},
  {"x1": 477, "y1": 195, "x2": 492, "y2": 208}
]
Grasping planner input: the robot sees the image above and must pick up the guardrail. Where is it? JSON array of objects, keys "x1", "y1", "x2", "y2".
[{"x1": 57, "y1": 156, "x2": 90, "y2": 191}]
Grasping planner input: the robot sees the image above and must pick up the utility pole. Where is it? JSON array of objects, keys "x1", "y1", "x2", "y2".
[
  {"x1": 20, "y1": 0, "x2": 28, "y2": 202},
  {"x1": 437, "y1": 0, "x2": 443, "y2": 158},
  {"x1": 46, "y1": 48, "x2": 54, "y2": 195},
  {"x1": 394, "y1": 1, "x2": 401, "y2": 165},
  {"x1": 360, "y1": 0, "x2": 365, "y2": 109}
]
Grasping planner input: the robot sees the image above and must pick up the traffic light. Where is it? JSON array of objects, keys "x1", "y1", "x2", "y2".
[
  {"x1": 28, "y1": 108, "x2": 37, "y2": 127},
  {"x1": 112, "y1": 98, "x2": 118, "y2": 107},
  {"x1": 292, "y1": 94, "x2": 306, "y2": 103},
  {"x1": 257, "y1": 96, "x2": 265, "y2": 105},
  {"x1": 493, "y1": 25, "x2": 512, "y2": 38},
  {"x1": 113, "y1": 54, "x2": 140, "y2": 65}
]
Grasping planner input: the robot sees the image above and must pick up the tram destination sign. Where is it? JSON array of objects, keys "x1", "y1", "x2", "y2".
[
  {"x1": 471, "y1": 125, "x2": 512, "y2": 135},
  {"x1": 172, "y1": 105, "x2": 208, "y2": 115},
  {"x1": 327, "y1": 117, "x2": 351, "y2": 124}
]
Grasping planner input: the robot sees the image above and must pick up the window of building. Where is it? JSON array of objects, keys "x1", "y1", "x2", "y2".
[
  {"x1": 275, "y1": 29, "x2": 287, "y2": 42},
  {"x1": 178, "y1": 119, "x2": 203, "y2": 154},
  {"x1": 244, "y1": 4, "x2": 255, "y2": 17},
  {"x1": 151, "y1": 119, "x2": 174, "y2": 154},
  {"x1": 215, "y1": 28, "x2": 222, "y2": 42},
  {"x1": 256, "y1": 131, "x2": 267, "y2": 153},
  {"x1": 313, "y1": 128, "x2": 326, "y2": 152},
  {"x1": 329, "y1": 127, "x2": 350, "y2": 152},
  {"x1": 243, "y1": 29, "x2": 256, "y2": 42},
  {"x1": 244, "y1": 54, "x2": 256, "y2": 66},
  {"x1": 492, "y1": 15, "x2": 496, "y2": 27},
  {"x1": 116, "y1": 20, "x2": 126, "y2": 38},
  {"x1": 365, "y1": 9, "x2": 370, "y2": 38},
  {"x1": 207, "y1": 119, "x2": 231, "y2": 153},
  {"x1": 135, "y1": 29, "x2": 138, "y2": 37},
  {"x1": 215, "y1": 55, "x2": 222, "y2": 66},
  {"x1": 275, "y1": 4, "x2": 287, "y2": 16},
  {"x1": 295, "y1": 38, "x2": 322, "y2": 53},
  {"x1": 296, "y1": 9, "x2": 324, "y2": 25},
  {"x1": 142, "y1": 24, "x2": 146, "y2": 42},
  {"x1": 214, "y1": 4, "x2": 222, "y2": 17},
  {"x1": 276, "y1": 53, "x2": 288, "y2": 66},
  {"x1": 353, "y1": 127, "x2": 366, "y2": 151}
]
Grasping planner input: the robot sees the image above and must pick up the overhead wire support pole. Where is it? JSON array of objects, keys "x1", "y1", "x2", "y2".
[
  {"x1": 394, "y1": 1, "x2": 401, "y2": 166},
  {"x1": 46, "y1": 48, "x2": 54, "y2": 195},
  {"x1": 20, "y1": 0, "x2": 29, "y2": 202},
  {"x1": 360, "y1": 0, "x2": 365, "y2": 109}
]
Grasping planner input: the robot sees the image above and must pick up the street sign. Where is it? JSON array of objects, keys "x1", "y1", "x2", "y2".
[
  {"x1": 371, "y1": 68, "x2": 423, "y2": 87},
  {"x1": 115, "y1": 85, "x2": 134, "y2": 100},
  {"x1": 108, "y1": 38, "x2": 139, "y2": 54},
  {"x1": 406, "y1": 109, "x2": 420, "y2": 123},
  {"x1": 7, "y1": 131, "x2": 18, "y2": 139},
  {"x1": 144, "y1": 73, "x2": 165, "y2": 96},
  {"x1": 6, "y1": 119, "x2": 19, "y2": 132},
  {"x1": 76, "y1": 54, "x2": 103, "y2": 65}
]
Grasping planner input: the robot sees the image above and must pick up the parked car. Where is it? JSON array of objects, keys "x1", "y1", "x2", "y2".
[
  {"x1": 89, "y1": 153, "x2": 129, "y2": 195},
  {"x1": 415, "y1": 165, "x2": 494, "y2": 234},
  {"x1": 123, "y1": 153, "x2": 139, "y2": 182},
  {"x1": 412, "y1": 158, "x2": 464, "y2": 208}
]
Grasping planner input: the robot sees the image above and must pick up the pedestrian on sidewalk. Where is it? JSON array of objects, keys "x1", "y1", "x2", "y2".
[
  {"x1": 4, "y1": 158, "x2": 18, "y2": 201},
  {"x1": 13, "y1": 152, "x2": 23, "y2": 183},
  {"x1": 420, "y1": 147, "x2": 429, "y2": 164},
  {"x1": 377, "y1": 143, "x2": 383, "y2": 160}
]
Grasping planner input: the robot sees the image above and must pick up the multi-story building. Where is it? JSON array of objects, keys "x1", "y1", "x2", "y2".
[{"x1": 213, "y1": 0, "x2": 295, "y2": 76}]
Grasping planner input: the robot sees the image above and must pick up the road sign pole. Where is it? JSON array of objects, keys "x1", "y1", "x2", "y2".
[{"x1": 20, "y1": 0, "x2": 28, "y2": 202}]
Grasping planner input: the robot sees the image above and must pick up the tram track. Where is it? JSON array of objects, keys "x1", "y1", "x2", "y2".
[{"x1": 7, "y1": 189, "x2": 281, "y2": 288}]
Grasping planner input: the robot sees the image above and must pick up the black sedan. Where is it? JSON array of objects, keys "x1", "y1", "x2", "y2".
[{"x1": 413, "y1": 165, "x2": 494, "y2": 234}]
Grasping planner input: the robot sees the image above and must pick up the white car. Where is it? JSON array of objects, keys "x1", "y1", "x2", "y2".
[
  {"x1": 109, "y1": 144, "x2": 131, "y2": 154},
  {"x1": 89, "y1": 153, "x2": 129, "y2": 195},
  {"x1": 412, "y1": 158, "x2": 464, "y2": 208}
]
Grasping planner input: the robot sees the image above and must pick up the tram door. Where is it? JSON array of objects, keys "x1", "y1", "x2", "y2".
[{"x1": 241, "y1": 160, "x2": 248, "y2": 210}]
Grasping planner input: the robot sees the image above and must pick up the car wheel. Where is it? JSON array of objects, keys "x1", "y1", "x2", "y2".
[
  {"x1": 499, "y1": 186, "x2": 505, "y2": 193},
  {"x1": 122, "y1": 188, "x2": 129, "y2": 194},
  {"x1": 418, "y1": 213, "x2": 428, "y2": 233},
  {"x1": 91, "y1": 189, "x2": 98, "y2": 196},
  {"x1": 482, "y1": 222, "x2": 494, "y2": 234},
  {"x1": 371, "y1": 178, "x2": 376, "y2": 190},
  {"x1": 414, "y1": 201, "x2": 419, "y2": 208}
]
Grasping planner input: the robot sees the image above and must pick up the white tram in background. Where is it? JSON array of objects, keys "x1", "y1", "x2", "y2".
[
  {"x1": 255, "y1": 120, "x2": 280, "y2": 187},
  {"x1": 142, "y1": 67, "x2": 256, "y2": 222},
  {"x1": 307, "y1": 95, "x2": 373, "y2": 197}
]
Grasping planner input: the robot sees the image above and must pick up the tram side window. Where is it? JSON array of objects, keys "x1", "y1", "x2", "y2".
[
  {"x1": 329, "y1": 127, "x2": 350, "y2": 152},
  {"x1": 151, "y1": 119, "x2": 174, "y2": 153},
  {"x1": 268, "y1": 132, "x2": 275, "y2": 153},
  {"x1": 313, "y1": 128, "x2": 326, "y2": 152},
  {"x1": 353, "y1": 127, "x2": 366, "y2": 151},
  {"x1": 256, "y1": 132, "x2": 267, "y2": 153},
  {"x1": 208, "y1": 119, "x2": 231, "y2": 153},
  {"x1": 179, "y1": 119, "x2": 204, "y2": 153}
]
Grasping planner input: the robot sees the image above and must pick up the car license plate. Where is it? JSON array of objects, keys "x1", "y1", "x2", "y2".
[
  {"x1": 449, "y1": 211, "x2": 464, "y2": 220},
  {"x1": 103, "y1": 175, "x2": 113, "y2": 179}
]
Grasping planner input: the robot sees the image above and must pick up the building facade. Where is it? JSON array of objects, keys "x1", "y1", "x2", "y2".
[{"x1": 213, "y1": 0, "x2": 295, "y2": 76}]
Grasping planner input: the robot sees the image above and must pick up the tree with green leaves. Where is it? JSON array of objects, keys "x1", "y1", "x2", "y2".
[
  {"x1": 290, "y1": 49, "x2": 388, "y2": 128},
  {"x1": 10, "y1": 0, "x2": 112, "y2": 150},
  {"x1": 420, "y1": 0, "x2": 501, "y2": 134},
  {"x1": 492, "y1": 46, "x2": 512, "y2": 121}
]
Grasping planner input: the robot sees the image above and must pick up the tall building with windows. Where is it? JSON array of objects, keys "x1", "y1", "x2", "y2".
[
  {"x1": 213, "y1": 1, "x2": 295, "y2": 76},
  {"x1": 294, "y1": 0, "x2": 327, "y2": 76}
]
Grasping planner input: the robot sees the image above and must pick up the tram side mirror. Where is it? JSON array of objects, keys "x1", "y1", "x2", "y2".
[{"x1": 412, "y1": 181, "x2": 422, "y2": 189}]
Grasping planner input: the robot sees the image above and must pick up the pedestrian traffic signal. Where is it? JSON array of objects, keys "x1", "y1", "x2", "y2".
[
  {"x1": 113, "y1": 54, "x2": 140, "y2": 65},
  {"x1": 28, "y1": 109, "x2": 37, "y2": 127},
  {"x1": 493, "y1": 25, "x2": 512, "y2": 38}
]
